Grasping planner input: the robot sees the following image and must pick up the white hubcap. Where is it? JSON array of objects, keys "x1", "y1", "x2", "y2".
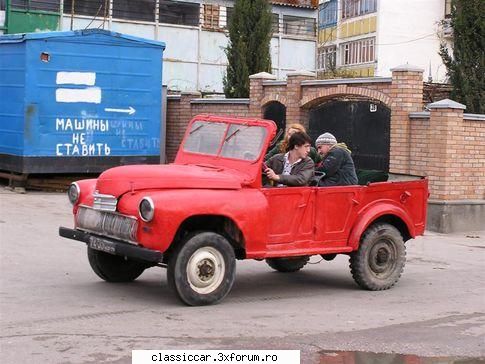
[{"x1": 187, "y1": 247, "x2": 225, "y2": 294}]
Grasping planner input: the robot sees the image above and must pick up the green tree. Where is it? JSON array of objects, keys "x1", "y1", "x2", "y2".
[
  {"x1": 224, "y1": 0, "x2": 273, "y2": 98},
  {"x1": 439, "y1": 0, "x2": 485, "y2": 113}
]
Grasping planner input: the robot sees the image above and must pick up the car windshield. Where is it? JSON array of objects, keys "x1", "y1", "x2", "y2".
[{"x1": 183, "y1": 121, "x2": 267, "y2": 161}]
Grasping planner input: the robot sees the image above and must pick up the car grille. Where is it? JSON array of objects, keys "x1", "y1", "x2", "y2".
[
  {"x1": 93, "y1": 191, "x2": 117, "y2": 212},
  {"x1": 76, "y1": 205, "x2": 138, "y2": 243}
]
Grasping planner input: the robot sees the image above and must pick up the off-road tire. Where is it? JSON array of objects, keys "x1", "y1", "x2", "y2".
[
  {"x1": 87, "y1": 247, "x2": 147, "y2": 282},
  {"x1": 167, "y1": 232, "x2": 236, "y2": 306},
  {"x1": 265, "y1": 256, "x2": 310, "y2": 273},
  {"x1": 349, "y1": 222, "x2": 406, "y2": 290}
]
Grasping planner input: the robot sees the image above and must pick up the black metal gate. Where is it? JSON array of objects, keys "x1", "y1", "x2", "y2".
[
  {"x1": 263, "y1": 101, "x2": 286, "y2": 143},
  {"x1": 309, "y1": 100, "x2": 390, "y2": 171}
]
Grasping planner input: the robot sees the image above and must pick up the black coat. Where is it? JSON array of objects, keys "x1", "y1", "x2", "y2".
[{"x1": 315, "y1": 146, "x2": 358, "y2": 186}]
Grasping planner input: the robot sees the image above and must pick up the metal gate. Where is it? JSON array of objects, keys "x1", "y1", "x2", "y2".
[
  {"x1": 308, "y1": 99, "x2": 390, "y2": 171},
  {"x1": 263, "y1": 101, "x2": 286, "y2": 143}
]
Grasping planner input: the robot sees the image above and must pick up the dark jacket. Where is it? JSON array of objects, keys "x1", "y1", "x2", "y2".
[
  {"x1": 267, "y1": 154, "x2": 315, "y2": 187},
  {"x1": 316, "y1": 145, "x2": 358, "y2": 186},
  {"x1": 265, "y1": 141, "x2": 321, "y2": 164}
]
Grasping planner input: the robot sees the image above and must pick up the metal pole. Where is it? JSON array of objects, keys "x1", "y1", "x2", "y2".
[
  {"x1": 108, "y1": 0, "x2": 113, "y2": 30},
  {"x1": 59, "y1": 0, "x2": 64, "y2": 30},
  {"x1": 70, "y1": 0, "x2": 75, "y2": 30},
  {"x1": 155, "y1": 0, "x2": 159, "y2": 40}
]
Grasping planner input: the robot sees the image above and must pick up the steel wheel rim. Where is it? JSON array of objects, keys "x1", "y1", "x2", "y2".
[
  {"x1": 187, "y1": 247, "x2": 225, "y2": 294},
  {"x1": 368, "y1": 239, "x2": 397, "y2": 278}
]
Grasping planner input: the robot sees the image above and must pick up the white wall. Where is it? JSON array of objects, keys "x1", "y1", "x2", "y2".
[
  {"x1": 0, "y1": 10, "x2": 5, "y2": 34},
  {"x1": 62, "y1": 10, "x2": 316, "y2": 93},
  {"x1": 377, "y1": 0, "x2": 448, "y2": 82}
]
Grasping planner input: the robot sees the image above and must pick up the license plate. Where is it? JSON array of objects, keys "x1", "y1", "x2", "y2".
[{"x1": 89, "y1": 236, "x2": 116, "y2": 254}]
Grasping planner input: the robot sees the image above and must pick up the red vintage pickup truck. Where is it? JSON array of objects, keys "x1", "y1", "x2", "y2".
[{"x1": 59, "y1": 114, "x2": 428, "y2": 306}]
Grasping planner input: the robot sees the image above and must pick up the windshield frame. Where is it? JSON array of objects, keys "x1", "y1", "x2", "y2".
[{"x1": 182, "y1": 119, "x2": 268, "y2": 163}]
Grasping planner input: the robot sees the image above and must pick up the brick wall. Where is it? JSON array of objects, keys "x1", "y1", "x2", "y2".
[
  {"x1": 165, "y1": 66, "x2": 484, "y2": 202},
  {"x1": 165, "y1": 95, "x2": 249, "y2": 162}
]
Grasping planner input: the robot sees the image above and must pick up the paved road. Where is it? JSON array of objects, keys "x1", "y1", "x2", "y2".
[{"x1": 1, "y1": 188, "x2": 484, "y2": 363}]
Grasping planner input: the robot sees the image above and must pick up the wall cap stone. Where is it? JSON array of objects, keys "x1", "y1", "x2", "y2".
[
  {"x1": 167, "y1": 95, "x2": 181, "y2": 100},
  {"x1": 428, "y1": 199, "x2": 485, "y2": 205},
  {"x1": 249, "y1": 72, "x2": 277, "y2": 80},
  {"x1": 181, "y1": 91, "x2": 202, "y2": 97},
  {"x1": 428, "y1": 98, "x2": 466, "y2": 110},
  {"x1": 301, "y1": 77, "x2": 392, "y2": 86},
  {"x1": 190, "y1": 98, "x2": 250, "y2": 104},
  {"x1": 286, "y1": 70, "x2": 316, "y2": 78},
  {"x1": 409, "y1": 111, "x2": 430, "y2": 119},
  {"x1": 390, "y1": 64, "x2": 424, "y2": 72},
  {"x1": 463, "y1": 113, "x2": 485, "y2": 121},
  {"x1": 262, "y1": 80, "x2": 287, "y2": 86}
]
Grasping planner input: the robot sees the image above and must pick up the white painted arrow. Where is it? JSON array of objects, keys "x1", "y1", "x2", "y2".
[{"x1": 104, "y1": 106, "x2": 136, "y2": 115}]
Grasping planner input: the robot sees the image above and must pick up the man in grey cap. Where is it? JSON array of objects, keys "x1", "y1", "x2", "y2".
[{"x1": 314, "y1": 132, "x2": 358, "y2": 187}]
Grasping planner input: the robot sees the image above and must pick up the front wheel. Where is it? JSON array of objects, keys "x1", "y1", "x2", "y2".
[
  {"x1": 167, "y1": 232, "x2": 236, "y2": 306},
  {"x1": 87, "y1": 247, "x2": 147, "y2": 282},
  {"x1": 349, "y1": 223, "x2": 406, "y2": 290}
]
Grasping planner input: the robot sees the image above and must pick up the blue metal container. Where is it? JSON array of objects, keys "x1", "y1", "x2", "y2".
[{"x1": 0, "y1": 29, "x2": 165, "y2": 173}]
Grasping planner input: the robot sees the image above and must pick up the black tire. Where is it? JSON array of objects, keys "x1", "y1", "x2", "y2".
[
  {"x1": 167, "y1": 232, "x2": 236, "y2": 306},
  {"x1": 349, "y1": 223, "x2": 406, "y2": 290},
  {"x1": 87, "y1": 247, "x2": 147, "y2": 282},
  {"x1": 265, "y1": 256, "x2": 310, "y2": 273}
]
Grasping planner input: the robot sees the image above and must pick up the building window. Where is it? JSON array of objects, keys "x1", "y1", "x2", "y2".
[
  {"x1": 159, "y1": 0, "x2": 200, "y2": 26},
  {"x1": 203, "y1": 4, "x2": 220, "y2": 29},
  {"x1": 319, "y1": 0, "x2": 337, "y2": 29},
  {"x1": 342, "y1": 0, "x2": 376, "y2": 19},
  {"x1": 113, "y1": 0, "x2": 156, "y2": 22},
  {"x1": 64, "y1": 0, "x2": 107, "y2": 17},
  {"x1": 318, "y1": 45, "x2": 336, "y2": 71},
  {"x1": 13, "y1": 0, "x2": 59, "y2": 12},
  {"x1": 341, "y1": 37, "x2": 375, "y2": 65},
  {"x1": 283, "y1": 15, "x2": 315, "y2": 37}
]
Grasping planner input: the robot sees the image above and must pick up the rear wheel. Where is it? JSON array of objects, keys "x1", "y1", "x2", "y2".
[
  {"x1": 167, "y1": 232, "x2": 236, "y2": 306},
  {"x1": 349, "y1": 223, "x2": 406, "y2": 290},
  {"x1": 87, "y1": 247, "x2": 147, "y2": 282},
  {"x1": 265, "y1": 256, "x2": 310, "y2": 273}
]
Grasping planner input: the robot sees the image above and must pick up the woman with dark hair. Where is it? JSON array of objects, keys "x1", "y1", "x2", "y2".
[{"x1": 264, "y1": 132, "x2": 315, "y2": 187}]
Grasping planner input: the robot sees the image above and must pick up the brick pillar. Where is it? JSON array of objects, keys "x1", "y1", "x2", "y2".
[
  {"x1": 389, "y1": 64, "x2": 424, "y2": 174},
  {"x1": 249, "y1": 72, "x2": 276, "y2": 118},
  {"x1": 286, "y1": 70, "x2": 316, "y2": 129},
  {"x1": 427, "y1": 99, "x2": 466, "y2": 200},
  {"x1": 166, "y1": 91, "x2": 201, "y2": 161}
]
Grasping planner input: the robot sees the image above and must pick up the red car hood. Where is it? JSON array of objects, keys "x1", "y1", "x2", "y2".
[{"x1": 95, "y1": 164, "x2": 243, "y2": 197}]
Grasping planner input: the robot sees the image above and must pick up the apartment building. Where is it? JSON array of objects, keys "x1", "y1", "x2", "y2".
[
  {"x1": 0, "y1": 0, "x2": 318, "y2": 93},
  {"x1": 317, "y1": 0, "x2": 452, "y2": 81}
]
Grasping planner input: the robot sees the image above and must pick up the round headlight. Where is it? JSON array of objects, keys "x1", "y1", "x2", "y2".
[
  {"x1": 139, "y1": 197, "x2": 155, "y2": 222},
  {"x1": 67, "y1": 182, "x2": 80, "y2": 205}
]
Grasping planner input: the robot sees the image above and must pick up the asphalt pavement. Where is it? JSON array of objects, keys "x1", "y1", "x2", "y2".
[{"x1": 1, "y1": 188, "x2": 484, "y2": 363}]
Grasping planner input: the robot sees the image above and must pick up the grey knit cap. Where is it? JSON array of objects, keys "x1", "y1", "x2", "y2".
[{"x1": 316, "y1": 132, "x2": 337, "y2": 146}]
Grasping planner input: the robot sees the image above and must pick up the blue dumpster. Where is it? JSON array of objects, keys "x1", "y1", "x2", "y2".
[{"x1": 0, "y1": 29, "x2": 165, "y2": 173}]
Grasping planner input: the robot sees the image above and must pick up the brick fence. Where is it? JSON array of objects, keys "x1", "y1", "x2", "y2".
[{"x1": 165, "y1": 65, "x2": 484, "y2": 232}]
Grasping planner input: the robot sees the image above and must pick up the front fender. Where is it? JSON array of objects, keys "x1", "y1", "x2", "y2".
[
  {"x1": 118, "y1": 189, "x2": 269, "y2": 255},
  {"x1": 348, "y1": 200, "x2": 416, "y2": 251}
]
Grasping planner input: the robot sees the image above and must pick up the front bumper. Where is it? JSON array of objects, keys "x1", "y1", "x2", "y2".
[{"x1": 59, "y1": 227, "x2": 163, "y2": 264}]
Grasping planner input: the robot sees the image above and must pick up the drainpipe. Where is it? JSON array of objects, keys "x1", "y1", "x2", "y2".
[
  {"x1": 3, "y1": 0, "x2": 10, "y2": 33},
  {"x1": 108, "y1": 0, "x2": 113, "y2": 30},
  {"x1": 70, "y1": 0, "x2": 75, "y2": 30},
  {"x1": 155, "y1": 0, "x2": 159, "y2": 40},
  {"x1": 58, "y1": 0, "x2": 63, "y2": 30},
  {"x1": 197, "y1": 4, "x2": 202, "y2": 91},
  {"x1": 278, "y1": 12, "x2": 282, "y2": 78}
]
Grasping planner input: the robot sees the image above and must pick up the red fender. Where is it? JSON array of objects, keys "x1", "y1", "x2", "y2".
[{"x1": 348, "y1": 201, "x2": 416, "y2": 251}]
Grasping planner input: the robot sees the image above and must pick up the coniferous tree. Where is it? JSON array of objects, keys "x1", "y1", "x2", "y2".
[
  {"x1": 224, "y1": 0, "x2": 273, "y2": 98},
  {"x1": 439, "y1": 0, "x2": 484, "y2": 113}
]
